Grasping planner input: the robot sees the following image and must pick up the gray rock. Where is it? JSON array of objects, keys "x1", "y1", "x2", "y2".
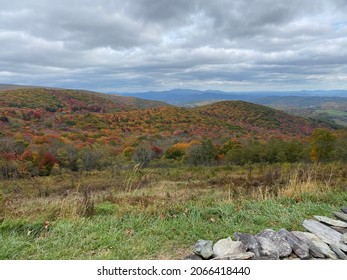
[
  {"x1": 212, "y1": 252, "x2": 255, "y2": 260},
  {"x1": 183, "y1": 254, "x2": 203, "y2": 260},
  {"x1": 278, "y1": 229, "x2": 310, "y2": 259},
  {"x1": 314, "y1": 215, "x2": 347, "y2": 228},
  {"x1": 193, "y1": 240, "x2": 214, "y2": 259},
  {"x1": 342, "y1": 233, "x2": 347, "y2": 244},
  {"x1": 256, "y1": 229, "x2": 292, "y2": 258},
  {"x1": 256, "y1": 237, "x2": 280, "y2": 259},
  {"x1": 294, "y1": 231, "x2": 338, "y2": 259},
  {"x1": 341, "y1": 207, "x2": 347, "y2": 214},
  {"x1": 334, "y1": 211, "x2": 347, "y2": 222},
  {"x1": 212, "y1": 237, "x2": 247, "y2": 258},
  {"x1": 331, "y1": 226, "x2": 347, "y2": 234},
  {"x1": 329, "y1": 244, "x2": 347, "y2": 260},
  {"x1": 234, "y1": 232, "x2": 261, "y2": 257},
  {"x1": 292, "y1": 231, "x2": 326, "y2": 259},
  {"x1": 302, "y1": 219, "x2": 347, "y2": 251}
]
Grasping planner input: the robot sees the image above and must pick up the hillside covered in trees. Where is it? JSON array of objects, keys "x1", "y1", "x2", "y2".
[
  {"x1": 0, "y1": 87, "x2": 346, "y2": 178},
  {"x1": 0, "y1": 87, "x2": 166, "y2": 113}
]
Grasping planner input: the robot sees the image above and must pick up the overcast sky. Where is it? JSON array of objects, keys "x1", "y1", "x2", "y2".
[{"x1": 1, "y1": 0, "x2": 347, "y2": 92}]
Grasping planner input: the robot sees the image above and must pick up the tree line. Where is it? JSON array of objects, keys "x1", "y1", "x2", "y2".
[{"x1": 0, "y1": 128, "x2": 346, "y2": 179}]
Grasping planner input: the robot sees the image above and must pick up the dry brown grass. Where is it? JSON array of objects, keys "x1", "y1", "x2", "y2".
[
  {"x1": 4, "y1": 194, "x2": 86, "y2": 220},
  {"x1": 218, "y1": 163, "x2": 344, "y2": 201},
  {"x1": 278, "y1": 168, "x2": 329, "y2": 199},
  {"x1": 1, "y1": 163, "x2": 345, "y2": 221}
]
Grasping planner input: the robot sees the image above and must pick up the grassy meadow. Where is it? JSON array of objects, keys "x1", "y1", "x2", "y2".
[{"x1": 0, "y1": 163, "x2": 346, "y2": 259}]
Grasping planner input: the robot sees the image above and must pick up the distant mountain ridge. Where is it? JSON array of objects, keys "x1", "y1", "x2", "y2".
[
  {"x1": 119, "y1": 88, "x2": 347, "y2": 106},
  {"x1": 118, "y1": 88, "x2": 347, "y2": 127}
]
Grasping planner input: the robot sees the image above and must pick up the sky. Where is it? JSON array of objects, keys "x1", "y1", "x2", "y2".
[{"x1": 1, "y1": 0, "x2": 347, "y2": 93}]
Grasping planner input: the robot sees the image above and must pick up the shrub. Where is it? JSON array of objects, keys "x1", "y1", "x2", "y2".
[
  {"x1": 309, "y1": 128, "x2": 337, "y2": 162},
  {"x1": 186, "y1": 139, "x2": 217, "y2": 166},
  {"x1": 164, "y1": 143, "x2": 189, "y2": 160},
  {"x1": 132, "y1": 144, "x2": 152, "y2": 167}
]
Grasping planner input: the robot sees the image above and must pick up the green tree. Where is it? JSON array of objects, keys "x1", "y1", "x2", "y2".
[
  {"x1": 56, "y1": 145, "x2": 79, "y2": 171},
  {"x1": 77, "y1": 148, "x2": 103, "y2": 171},
  {"x1": 186, "y1": 139, "x2": 217, "y2": 166},
  {"x1": 219, "y1": 139, "x2": 243, "y2": 155},
  {"x1": 132, "y1": 144, "x2": 152, "y2": 167},
  {"x1": 309, "y1": 128, "x2": 336, "y2": 162},
  {"x1": 334, "y1": 130, "x2": 347, "y2": 162}
]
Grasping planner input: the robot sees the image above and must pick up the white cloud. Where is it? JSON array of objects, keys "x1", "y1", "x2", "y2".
[{"x1": 0, "y1": 0, "x2": 347, "y2": 91}]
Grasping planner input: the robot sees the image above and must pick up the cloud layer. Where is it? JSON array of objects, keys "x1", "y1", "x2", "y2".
[{"x1": 1, "y1": 0, "x2": 347, "y2": 92}]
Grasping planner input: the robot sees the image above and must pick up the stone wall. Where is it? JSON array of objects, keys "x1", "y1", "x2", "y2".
[{"x1": 185, "y1": 207, "x2": 347, "y2": 260}]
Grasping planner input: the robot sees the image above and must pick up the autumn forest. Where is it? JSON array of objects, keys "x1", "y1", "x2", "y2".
[{"x1": 0, "y1": 87, "x2": 346, "y2": 178}]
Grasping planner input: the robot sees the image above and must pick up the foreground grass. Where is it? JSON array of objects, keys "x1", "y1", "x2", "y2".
[
  {"x1": 0, "y1": 163, "x2": 346, "y2": 259},
  {"x1": 1, "y1": 193, "x2": 346, "y2": 260}
]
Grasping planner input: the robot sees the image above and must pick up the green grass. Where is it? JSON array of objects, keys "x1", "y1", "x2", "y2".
[
  {"x1": 1, "y1": 191, "x2": 346, "y2": 260},
  {"x1": 0, "y1": 163, "x2": 346, "y2": 259}
]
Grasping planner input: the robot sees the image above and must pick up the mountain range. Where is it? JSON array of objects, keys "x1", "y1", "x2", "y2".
[
  {"x1": 0, "y1": 86, "x2": 330, "y2": 148},
  {"x1": 119, "y1": 88, "x2": 347, "y2": 105},
  {"x1": 119, "y1": 89, "x2": 347, "y2": 127}
]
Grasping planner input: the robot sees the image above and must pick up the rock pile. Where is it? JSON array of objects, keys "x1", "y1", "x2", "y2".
[{"x1": 185, "y1": 206, "x2": 347, "y2": 260}]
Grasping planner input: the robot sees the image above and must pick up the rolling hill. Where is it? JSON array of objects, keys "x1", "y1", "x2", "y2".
[
  {"x1": 0, "y1": 88, "x2": 329, "y2": 148},
  {"x1": 0, "y1": 87, "x2": 167, "y2": 113},
  {"x1": 0, "y1": 86, "x2": 338, "y2": 177},
  {"x1": 193, "y1": 101, "x2": 316, "y2": 136},
  {"x1": 120, "y1": 89, "x2": 347, "y2": 127}
]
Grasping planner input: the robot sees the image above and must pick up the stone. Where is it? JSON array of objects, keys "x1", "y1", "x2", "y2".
[
  {"x1": 256, "y1": 229, "x2": 292, "y2": 258},
  {"x1": 254, "y1": 237, "x2": 280, "y2": 259},
  {"x1": 291, "y1": 231, "x2": 325, "y2": 259},
  {"x1": 193, "y1": 240, "x2": 214, "y2": 259},
  {"x1": 294, "y1": 231, "x2": 338, "y2": 259},
  {"x1": 342, "y1": 233, "x2": 347, "y2": 244},
  {"x1": 234, "y1": 232, "x2": 261, "y2": 257},
  {"x1": 212, "y1": 237, "x2": 247, "y2": 258},
  {"x1": 330, "y1": 226, "x2": 347, "y2": 234},
  {"x1": 314, "y1": 215, "x2": 347, "y2": 228},
  {"x1": 334, "y1": 211, "x2": 347, "y2": 222},
  {"x1": 278, "y1": 229, "x2": 310, "y2": 259},
  {"x1": 302, "y1": 219, "x2": 347, "y2": 251},
  {"x1": 183, "y1": 254, "x2": 203, "y2": 260},
  {"x1": 329, "y1": 244, "x2": 347, "y2": 260},
  {"x1": 341, "y1": 207, "x2": 347, "y2": 214},
  {"x1": 212, "y1": 252, "x2": 255, "y2": 260}
]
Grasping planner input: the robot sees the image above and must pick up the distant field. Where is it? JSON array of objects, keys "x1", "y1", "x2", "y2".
[
  {"x1": 315, "y1": 109, "x2": 347, "y2": 127},
  {"x1": 316, "y1": 109, "x2": 347, "y2": 117},
  {"x1": 1, "y1": 163, "x2": 346, "y2": 259}
]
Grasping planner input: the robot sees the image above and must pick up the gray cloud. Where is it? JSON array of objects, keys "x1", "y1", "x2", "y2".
[{"x1": 0, "y1": 0, "x2": 347, "y2": 92}]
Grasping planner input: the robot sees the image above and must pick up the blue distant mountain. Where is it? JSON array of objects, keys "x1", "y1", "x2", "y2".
[{"x1": 118, "y1": 89, "x2": 347, "y2": 106}]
